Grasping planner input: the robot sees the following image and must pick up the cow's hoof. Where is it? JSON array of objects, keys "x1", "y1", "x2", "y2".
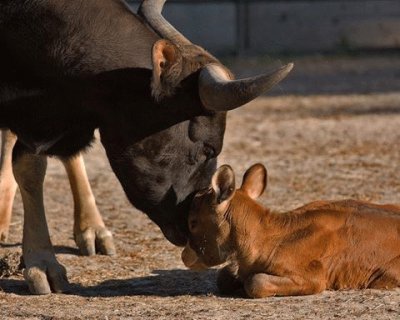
[
  {"x1": 23, "y1": 260, "x2": 68, "y2": 295},
  {"x1": 75, "y1": 226, "x2": 116, "y2": 256}
]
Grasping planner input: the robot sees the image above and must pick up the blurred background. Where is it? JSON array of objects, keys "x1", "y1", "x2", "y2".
[
  {"x1": 128, "y1": 0, "x2": 400, "y2": 55},
  {"x1": 128, "y1": 0, "x2": 400, "y2": 95}
]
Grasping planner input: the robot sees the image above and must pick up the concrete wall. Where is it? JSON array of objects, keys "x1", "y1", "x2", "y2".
[
  {"x1": 248, "y1": 1, "x2": 400, "y2": 53},
  {"x1": 129, "y1": 0, "x2": 400, "y2": 54}
]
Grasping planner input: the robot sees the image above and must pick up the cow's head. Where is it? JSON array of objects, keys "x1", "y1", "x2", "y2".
[{"x1": 99, "y1": 0, "x2": 291, "y2": 246}]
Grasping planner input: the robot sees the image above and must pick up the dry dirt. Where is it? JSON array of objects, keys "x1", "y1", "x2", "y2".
[{"x1": 1, "y1": 54, "x2": 400, "y2": 319}]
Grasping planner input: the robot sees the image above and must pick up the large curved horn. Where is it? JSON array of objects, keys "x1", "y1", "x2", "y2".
[
  {"x1": 199, "y1": 63, "x2": 294, "y2": 111},
  {"x1": 139, "y1": 0, "x2": 192, "y2": 46}
]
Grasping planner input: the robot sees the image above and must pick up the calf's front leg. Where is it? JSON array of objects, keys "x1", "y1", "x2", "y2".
[
  {"x1": 244, "y1": 273, "x2": 324, "y2": 298},
  {"x1": 13, "y1": 145, "x2": 68, "y2": 294},
  {"x1": 217, "y1": 264, "x2": 244, "y2": 295},
  {"x1": 0, "y1": 130, "x2": 17, "y2": 241},
  {"x1": 62, "y1": 156, "x2": 115, "y2": 256}
]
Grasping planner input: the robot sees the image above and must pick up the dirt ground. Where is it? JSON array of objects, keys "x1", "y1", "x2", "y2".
[{"x1": 1, "y1": 54, "x2": 400, "y2": 319}]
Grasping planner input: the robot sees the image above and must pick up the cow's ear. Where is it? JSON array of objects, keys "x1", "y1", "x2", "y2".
[
  {"x1": 211, "y1": 165, "x2": 236, "y2": 204},
  {"x1": 151, "y1": 39, "x2": 183, "y2": 101},
  {"x1": 240, "y1": 163, "x2": 267, "y2": 199}
]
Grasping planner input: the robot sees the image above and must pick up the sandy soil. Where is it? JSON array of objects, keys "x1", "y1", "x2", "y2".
[{"x1": 1, "y1": 54, "x2": 400, "y2": 319}]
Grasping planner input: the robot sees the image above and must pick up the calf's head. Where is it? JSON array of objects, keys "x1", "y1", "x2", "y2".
[
  {"x1": 182, "y1": 163, "x2": 268, "y2": 269},
  {"x1": 99, "y1": 0, "x2": 291, "y2": 246}
]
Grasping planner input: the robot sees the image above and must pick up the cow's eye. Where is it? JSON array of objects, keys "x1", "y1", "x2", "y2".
[{"x1": 203, "y1": 144, "x2": 215, "y2": 159}]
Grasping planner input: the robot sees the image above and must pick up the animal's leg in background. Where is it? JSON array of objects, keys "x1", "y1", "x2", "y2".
[
  {"x1": 62, "y1": 155, "x2": 116, "y2": 256},
  {"x1": 0, "y1": 130, "x2": 18, "y2": 242},
  {"x1": 244, "y1": 273, "x2": 324, "y2": 298},
  {"x1": 217, "y1": 264, "x2": 244, "y2": 295},
  {"x1": 13, "y1": 143, "x2": 68, "y2": 294}
]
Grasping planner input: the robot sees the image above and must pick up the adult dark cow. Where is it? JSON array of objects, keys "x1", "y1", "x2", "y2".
[{"x1": 0, "y1": 0, "x2": 293, "y2": 294}]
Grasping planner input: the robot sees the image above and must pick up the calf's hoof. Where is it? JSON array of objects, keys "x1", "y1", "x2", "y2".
[
  {"x1": 24, "y1": 260, "x2": 68, "y2": 295},
  {"x1": 75, "y1": 226, "x2": 116, "y2": 256}
]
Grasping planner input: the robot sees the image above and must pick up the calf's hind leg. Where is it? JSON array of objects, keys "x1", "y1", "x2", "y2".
[
  {"x1": 369, "y1": 256, "x2": 400, "y2": 289},
  {"x1": 244, "y1": 273, "x2": 325, "y2": 298},
  {"x1": 0, "y1": 130, "x2": 17, "y2": 241},
  {"x1": 13, "y1": 144, "x2": 68, "y2": 294},
  {"x1": 62, "y1": 156, "x2": 115, "y2": 256}
]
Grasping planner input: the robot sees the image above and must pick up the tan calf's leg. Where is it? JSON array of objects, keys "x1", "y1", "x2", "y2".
[
  {"x1": 13, "y1": 149, "x2": 68, "y2": 294},
  {"x1": 62, "y1": 155, "x2": 115, "y2": 256},
  {"x1": 244, "y1": 273, "x2": 324, "y2": 298},
  {"x1": 369, "y1": 256, "x2": 400, "y2": 289},
  {"x1": 0, "y1": 130, "x2": 18, "y2": 241}
]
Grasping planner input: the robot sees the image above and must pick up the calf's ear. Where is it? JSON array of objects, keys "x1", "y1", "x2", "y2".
[
  {"x1": 211, "y1": 165, "x2": 236, "y2": 204},
  {"x1": 151, "y1": 39, "x2": 183, "y2": 101},
  {"x1": 240, "y1": 163, "x2": 267, "y2": 199}
]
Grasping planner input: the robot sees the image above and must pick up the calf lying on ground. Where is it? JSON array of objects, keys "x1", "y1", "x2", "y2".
[{"x1": 182, "y1": 164, "x2": 400, "y2": 298}]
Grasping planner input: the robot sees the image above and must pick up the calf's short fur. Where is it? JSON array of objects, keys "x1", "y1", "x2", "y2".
[{"x1": 182, "y1": 164, "x2": 400, "y2": 298}]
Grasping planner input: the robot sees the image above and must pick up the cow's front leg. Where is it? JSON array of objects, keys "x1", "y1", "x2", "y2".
[
  {"x1": 0, "y1": 130, "x2": 18, "y2": 241},
  {"x1": 13, "y1": 145, "x2": 68, "y2": 294},
  {"x1": 244, "y1": 273, "x2": 324, "y2": 298},
  {"x1": 62, "y1": 155, "x2": 115, "y2": 256}
]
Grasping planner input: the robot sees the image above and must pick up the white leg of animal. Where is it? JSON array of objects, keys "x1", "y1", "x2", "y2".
[
  {"x1": 0, "y1": 130, "x2": 18, "y2": 242},
  {"x1": 13, "y1": 151, "x2": 68, "y2": 294},
  {"x1": 62, "y1": 155, "x2": 116, "y2": 256}
]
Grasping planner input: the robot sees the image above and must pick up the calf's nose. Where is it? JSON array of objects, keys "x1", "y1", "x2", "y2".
[{"x1": 181, "y1": 244, "x2": 207, "y2": 270}]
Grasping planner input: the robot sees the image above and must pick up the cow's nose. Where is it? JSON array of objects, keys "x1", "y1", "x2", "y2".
[{"x1": 160, "y1": 224, "x2": 187, "y2": 246}]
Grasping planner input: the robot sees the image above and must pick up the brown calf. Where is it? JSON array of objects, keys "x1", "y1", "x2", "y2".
[{"x1": 182, "y1": 164, "x2": 400, "y2": 298}]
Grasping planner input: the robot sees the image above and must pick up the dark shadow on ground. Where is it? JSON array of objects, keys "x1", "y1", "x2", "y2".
[
  {"x1": 0, "y1": 279, "x2": 29, "y2": 295},
  {"x1": 0, "y1": 244, "x2": 79, "y2": 255},
  {"x1": 0, "y1": 242, "x2": 22, "y2": 248},
  {"x1": 53, "y1": 245, "x2": 80, "y2": 255},
  {"x1": 307, "y1": 105, "x2": 400, "y2": 119},
  {"x1": 258, "y1": 103, "x2": 400, "y2": 120},
  {"x1": 70, "y1": 269, "x2": 219, "y2": 297},
  {"x1": 0, "y1": 269, "x2": 220, "y2": 297}
]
